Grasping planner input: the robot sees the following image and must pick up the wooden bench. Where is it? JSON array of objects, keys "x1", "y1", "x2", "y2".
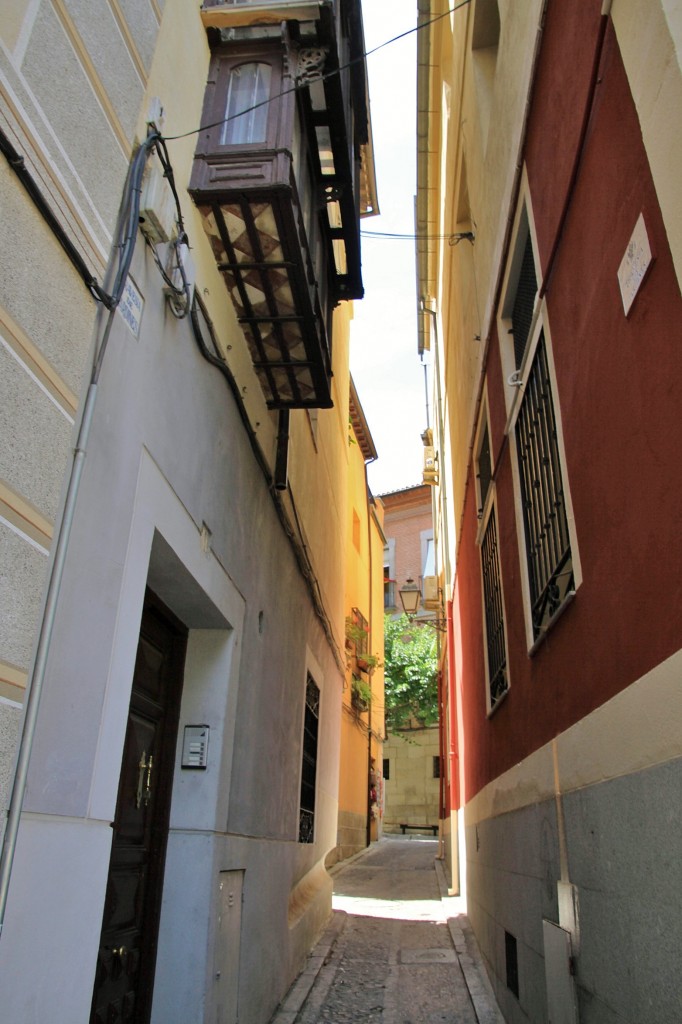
[{"x1": 399, "y1": 823, "x2": 438, "y2": 836}]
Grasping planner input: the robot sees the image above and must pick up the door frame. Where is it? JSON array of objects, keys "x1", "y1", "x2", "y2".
[{"x1": 91, "y1": 589, "x2": 187, "y2": 1024}]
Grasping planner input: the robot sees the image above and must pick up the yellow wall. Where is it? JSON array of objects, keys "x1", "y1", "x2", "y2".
[{"x1": 331, "y1": 398, "x2": 384, "y2": 863}]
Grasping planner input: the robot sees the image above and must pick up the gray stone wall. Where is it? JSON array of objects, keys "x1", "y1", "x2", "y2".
[{"x1": 466, "y1": 758, "x2": 682, "y2": 1024}]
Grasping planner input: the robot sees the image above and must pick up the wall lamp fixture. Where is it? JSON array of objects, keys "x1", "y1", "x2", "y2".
[{"x1": 398, "y1": 577, "x2": 447, "y2": 632}]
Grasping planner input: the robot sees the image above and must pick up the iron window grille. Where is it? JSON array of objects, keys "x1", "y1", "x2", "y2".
[
  {"x1": 298, "y1": 673, "x2": 320, "y2": 843},
  {"x1": 475, "y1": 402, "x2": 508, "y2": 709},
  {"x1": 349, "y1": 607, "x2": 368, "y2": 657},
  {"x1": 476, "y1": 420, "x2": 492, "y2": 517},
  {"x1": 480, "y1": 507, "x2": 508, "y2": 708},
  {"x1": 515, "y1": 332, "x2": 573, "y2": 639}
]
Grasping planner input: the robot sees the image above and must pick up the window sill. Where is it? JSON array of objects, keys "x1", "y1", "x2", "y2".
[
  {"x1": 528, "y1": 590, "x2": 576, "y2": 656},
  {"x1": 486, "y1": 684, "x2": 509, "y2": 719}
]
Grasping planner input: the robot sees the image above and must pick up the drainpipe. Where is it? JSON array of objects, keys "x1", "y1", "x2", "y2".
[
  {"x1": 364, "y1": 462, "x2": 374, "y2": 849},
  {"x1": 437, "y1": 667, "x2": 446, "y2": 859},
  {"x1": 446, "y1": 599, "x2": 460, "y2": 893}
]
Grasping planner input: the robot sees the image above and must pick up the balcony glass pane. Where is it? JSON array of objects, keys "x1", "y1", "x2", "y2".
[
  {"x1": 332, "y1": 238, "x2": 347, "y2": 275},
  {"x1": 220, "y1": 62, "x2": 272, "y2": 145},
  {"x1": 327, "y1": 199, "x2": 342, "y2": 229},
  {"x1": 315, "y1": 126, "x2": 336, "y2": 175}
]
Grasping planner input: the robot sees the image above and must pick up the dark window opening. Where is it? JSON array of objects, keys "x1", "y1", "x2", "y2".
[
  {"x1": 299, "y1": 674, "x2": 320, "y2": 843},
  {"x1": 505, "y1": 931, "x2": 519, "y2": 997},
  {"x1": 432, "y1": 756, "x2": 441, "y2": 779},
  {"x1": 384, "y1": 565, "x2": 395, "y2": 609},
  {"x1": 515, "y1": 333, "x2": 573, "y2": 640},
  {"x1": 512, "y1": 231, "x2": 537, "y2": 370},
  {"x1": 383, "y1": 758, "x2": 390, "y2": 781}
]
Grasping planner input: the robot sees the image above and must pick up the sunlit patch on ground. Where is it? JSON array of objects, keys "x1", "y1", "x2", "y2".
[{"x1": 332, "y1": 893, "x2": 448, "y2": 922}]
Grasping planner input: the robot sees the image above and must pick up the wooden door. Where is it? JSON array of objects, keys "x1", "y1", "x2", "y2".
[{"x1": 91, "y1": 593, "x2": 187, "y2": 1024}]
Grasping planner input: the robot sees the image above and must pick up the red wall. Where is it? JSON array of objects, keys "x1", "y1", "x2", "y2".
[{"x1": 456, "y1": 10, "x2": 682, "y2": 802}]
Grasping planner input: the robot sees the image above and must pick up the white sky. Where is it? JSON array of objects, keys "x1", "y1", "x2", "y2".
[{"x1": 350, "y1": 0, "x2": 427, "y2": 496}]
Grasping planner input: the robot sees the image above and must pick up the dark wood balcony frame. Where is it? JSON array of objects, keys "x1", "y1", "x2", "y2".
[{"x1": 190, "y1": 14, "x2": 368, "y2": 408}]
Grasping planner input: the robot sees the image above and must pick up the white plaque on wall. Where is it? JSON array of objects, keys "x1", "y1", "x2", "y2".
[
  {"x1": 119, "y1": 276, "x2": 144, "y2": 338},
  {"x1": 617, "y1": 213, "x2": 653, "y2": 316}
]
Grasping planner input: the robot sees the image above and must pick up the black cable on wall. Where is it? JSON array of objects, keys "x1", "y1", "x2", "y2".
[{"x1": 0, "y1": 127, "x2": 112, "y2": 307}]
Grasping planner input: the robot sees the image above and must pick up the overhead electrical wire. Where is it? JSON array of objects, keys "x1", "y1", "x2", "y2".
[
  {"x1": 165, "y1": 0, "x2": 472, "y2": 143},
  {"x1": 360, "y1": 230, "x2": 473, "y2": 243}
]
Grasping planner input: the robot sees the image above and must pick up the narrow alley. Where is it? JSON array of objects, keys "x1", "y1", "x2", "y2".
[{"x1": 271, "y1": 838, "x2": 502, "y2": 1024}]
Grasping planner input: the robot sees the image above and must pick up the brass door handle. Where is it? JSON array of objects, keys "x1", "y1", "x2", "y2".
[
  {"x1": 136, "y1": 751, "x2": 154, "y2": 809},
  {"x1": 111, "y1": 945, "x2": 128, "y2": 959}
]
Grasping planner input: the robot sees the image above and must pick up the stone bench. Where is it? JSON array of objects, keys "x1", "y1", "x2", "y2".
[{"x1": 399, "y1": 823, "x2": 438, "y2": 836}]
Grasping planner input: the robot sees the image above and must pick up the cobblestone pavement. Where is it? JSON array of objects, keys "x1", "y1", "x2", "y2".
[{"x1": 272, "y1": 837, "x2": 503, "y2": 1024}]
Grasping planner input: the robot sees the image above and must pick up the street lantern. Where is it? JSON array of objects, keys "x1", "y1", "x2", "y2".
[
  {"x1": 399, "y1": 577, "x2": 422, "y2": 618},
  {"x1": 399, "y1": 576, "x2": 448, "y2": 632}
]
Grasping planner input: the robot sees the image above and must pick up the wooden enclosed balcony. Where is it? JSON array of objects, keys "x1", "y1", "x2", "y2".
[{"x1": 190, "y1": 2, "x2": 376, "y2": 410}]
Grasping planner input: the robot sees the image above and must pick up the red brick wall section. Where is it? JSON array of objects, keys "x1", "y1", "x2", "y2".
[{"x1": 381, "y1": 487, "x2": 433, "y2": 591}]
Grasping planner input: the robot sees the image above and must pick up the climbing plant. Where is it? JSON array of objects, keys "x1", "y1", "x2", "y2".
[{"x1": 383, "y1": 613, "x2": 438, "y2": 729}]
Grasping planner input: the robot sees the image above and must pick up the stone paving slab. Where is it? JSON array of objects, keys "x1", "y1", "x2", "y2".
[{"x1": 270, "y1": 837, "x2": 504, "y2": 1024}]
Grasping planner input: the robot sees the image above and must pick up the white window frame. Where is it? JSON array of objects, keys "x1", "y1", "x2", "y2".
[
  {"x1": 497, "y1": 174, "x2": 582, "y2": 652},
  {"x1": 474, "y1": 387, "x2": 493, "y2": 542}
]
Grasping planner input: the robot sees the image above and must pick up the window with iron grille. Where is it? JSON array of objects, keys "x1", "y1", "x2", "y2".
[
  {"x1": 480, "y1": 507, "x2": 508, "y2": 708},
  {"x1": 501, "y1": 206, "x2": 577, "y2": 646},
  {"x1": 349, "y1": 607, "x2": 368, "y2": 657},
  {"x1": 475, "y1": 401, "x2": 508, "y2": 710},
  {"x1": 515, "y1": 332, "x2": 573, "y2": 640},
  {"x1": 298, "y1": 674, "x2": 320, "y2": 843},
  {"x1": 476, "y1": 420, "x2": 492, "y2": 517}
]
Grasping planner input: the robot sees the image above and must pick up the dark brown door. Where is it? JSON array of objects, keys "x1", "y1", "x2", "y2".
[{"x1": 91, "y1": 592, "x2": 187, "y2": 1024}]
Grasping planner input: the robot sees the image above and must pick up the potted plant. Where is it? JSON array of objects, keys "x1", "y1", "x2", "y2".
[
  {"x1": 355, "y1": 652, "x2": 381, "y2": 674},
  {"x1": 345, "y1": 617, "x2": 369, "y2": 647},
  {"x1": 351, "y1": 676, "x2": 372, "y2": 711}
]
